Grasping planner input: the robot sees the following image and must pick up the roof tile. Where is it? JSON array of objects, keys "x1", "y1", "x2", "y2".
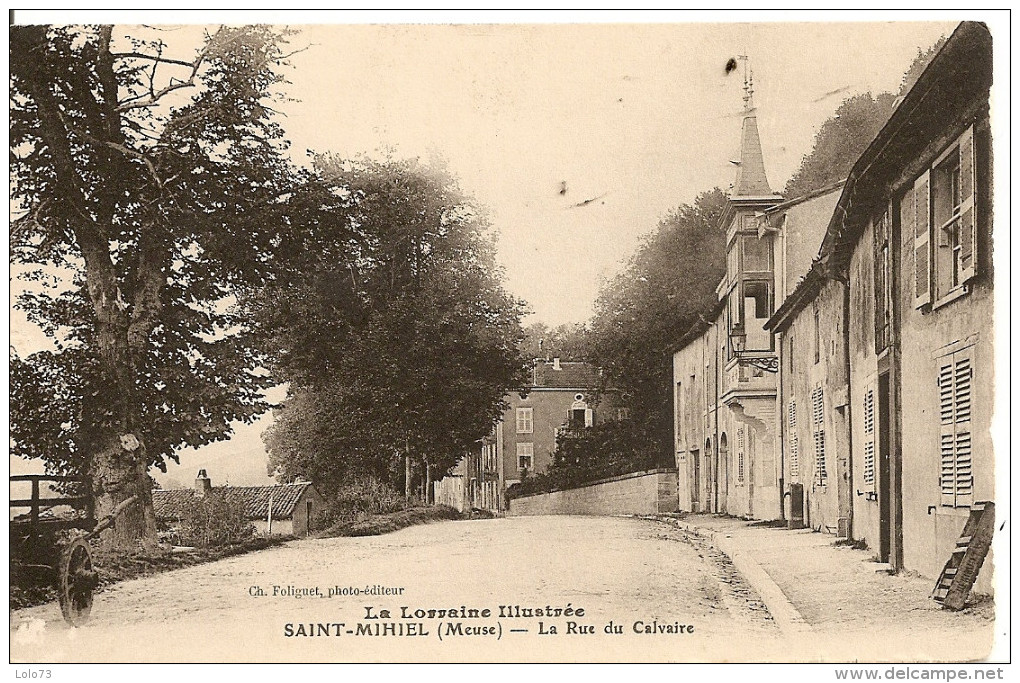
[{"x1": 152, "y1": 483, "x2": 314, "y2": 521}]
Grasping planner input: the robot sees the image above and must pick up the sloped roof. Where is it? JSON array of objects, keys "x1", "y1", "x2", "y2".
[
  {"x1": 152, "y1": 482, "x2": 316, "y2": 521},
  {"x1": 532, "y1": 360, "x2": 598, "y2": 388},
  {"x1": 766, "y1": 21, "x2": 992, "y2": 332},
  {"x1": 733, "y1": 111, "x2": 774, "y2": 197}
]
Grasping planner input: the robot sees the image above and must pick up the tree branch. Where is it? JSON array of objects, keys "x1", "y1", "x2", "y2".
[
  {"x1": 110, "y1": 51, "x2": 195, "y2": 68},
  {"x1": 114, "y1": 31, "x2": 215, "y2": 114}
]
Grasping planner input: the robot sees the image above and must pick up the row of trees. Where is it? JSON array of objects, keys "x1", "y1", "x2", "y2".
[
  {"x1": 250, "y1": 155, "x2": 529, "y2": 494},
  {"x1": 10, "y1": 25, "x2": 528, "y2": 548}
]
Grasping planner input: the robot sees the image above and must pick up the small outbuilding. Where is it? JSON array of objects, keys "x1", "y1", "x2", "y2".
[{"x1": 153, "y1": 469, "x2": 324, "y2": 537}]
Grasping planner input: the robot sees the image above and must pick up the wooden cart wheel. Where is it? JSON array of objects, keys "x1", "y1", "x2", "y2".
[{"x1": 58, "y1": 538, "x2": 98, "y2": 627}]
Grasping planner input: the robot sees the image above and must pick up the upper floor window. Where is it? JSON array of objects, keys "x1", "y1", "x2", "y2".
[
  {"x1": 913, "y1": 125, "x2": 978, "y2": 309},
  {"x1": 516, "y1": 407, "x2": 533, "y2": 434},
  {"x1": 813, "y1": 307, "x2": 821, "y2": 364},
  {"x1": 874, "y1": 208, "x2": 893, "y2": 353},
  {"x1": 742, "y1": 234, "x2": 772, "y2": 273}
]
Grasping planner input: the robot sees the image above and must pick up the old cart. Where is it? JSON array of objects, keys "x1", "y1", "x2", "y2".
[{"x1": 10, "y1": 475, "x2": 137, "y2": 626}]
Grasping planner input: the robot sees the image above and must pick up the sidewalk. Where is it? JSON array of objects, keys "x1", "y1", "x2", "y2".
[{"x1": 659, "y1": 514, "x2": 998, "y2": 662}]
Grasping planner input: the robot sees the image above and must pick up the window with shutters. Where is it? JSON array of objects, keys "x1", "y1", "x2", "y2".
[
  {"x1": 862, "y1": 386, "x2": 876, "y2": 489},
  {"x1": 736, "y1": 427, "x2": 746, "y2": 485},
  {"x1": 787, "y1": 400, "x2": 799, "y2": 481},
  {"x1": 938, "y1": 349, "x2": 974, "y2": 508},
  {"x1": 516, "y1": 407, "x2": 533, "y2": 434},
  {"x1": 811, "y1": 386, "x2": 827, "y2": 486},
  {"x1": 516, "y1": 442, "x2": 534, "y2": 471},
  {"x1": 813, "y1": 307, "x2": 821, "y2": 364},
  {"x1": 873, "y1": 208, "x2": 892, "y2": 353},
  {"x1": 914, "y1": 125, "x2": 978, "y2": 309}
]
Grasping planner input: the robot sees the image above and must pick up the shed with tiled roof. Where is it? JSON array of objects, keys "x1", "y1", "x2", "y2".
[{"x1": 152, "y1": 470, "x2": 324, "y2": 537}]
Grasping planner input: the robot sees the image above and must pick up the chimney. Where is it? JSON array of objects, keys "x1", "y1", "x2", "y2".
[
  {"x1": 553, "y1": 357, "x2": 561, "y2": 371},
  {"x1": 195, "y1": 469, "x2": 212, "y2": 496}
]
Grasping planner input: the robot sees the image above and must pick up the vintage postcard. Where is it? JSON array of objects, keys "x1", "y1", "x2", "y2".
[{"x1": 8, "y1": 11, "x2": 1009, "y2": 670}]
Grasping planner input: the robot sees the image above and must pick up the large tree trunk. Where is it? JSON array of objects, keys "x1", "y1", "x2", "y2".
[
  {"x1": 81, "y1": 241, "x2": 160, "y2": 550},
  {"x1": 16, "y1": 26, "x2": 165, "y2": 550}
]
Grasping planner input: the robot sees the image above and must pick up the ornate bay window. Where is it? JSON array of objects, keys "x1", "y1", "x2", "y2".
[{"x1": 726, "y1": 224, "x2": 775, "y2": 359}]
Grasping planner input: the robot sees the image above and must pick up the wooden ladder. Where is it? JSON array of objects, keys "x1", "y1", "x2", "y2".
[{"x1": 933, "y1": 501, "x2": 995, "y2": 610}]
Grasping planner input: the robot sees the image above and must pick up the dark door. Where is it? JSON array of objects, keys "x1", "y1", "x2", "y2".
[
  {"x1": 690, "y1": 449, "x2": 700, "y2": 508},
  {"x1": 718, "y1": 433, "x2": 729, "y2": 514},
  {"x1": 878, "y1": 372, "x2": 892, "y2": 563}
]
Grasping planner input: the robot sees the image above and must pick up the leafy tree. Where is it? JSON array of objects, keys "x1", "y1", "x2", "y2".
[
  {"x1": 520, "y1": 321, "x2": 588, "y2": 360},
  {"x1": 249, "y1": 156, "x2": 530, "y2": 494},
  {"x1": 898, "y1": 35, "x2": 947, "y2": 97},
  {"x1": 585, "y1": 188, "x2": 729, "y2": 464},
  {"x1": 10, "y1": 25, "x2": 298, "y2": 548},
  {"x1": 783, "y1": 35, "x2": 946, "y2": 199},
  {"x1": 783, "y1": 92, "x2": 896, "y2": 198}
]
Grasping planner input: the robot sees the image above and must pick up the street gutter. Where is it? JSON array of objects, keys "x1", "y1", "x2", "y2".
[{"x1": 648, "y1": 515, "x2": 814, "y2": 637}]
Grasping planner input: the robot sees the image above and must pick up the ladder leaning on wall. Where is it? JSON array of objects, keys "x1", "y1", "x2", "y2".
[{"x1": 932, "y1": 501, "x2": 995, "y2": 611}]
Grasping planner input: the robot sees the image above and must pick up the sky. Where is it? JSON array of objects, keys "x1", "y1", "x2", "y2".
[
  {"x1": 9, "y1": 13, "x2": 968, "y2": 486},
  {"x1": 278, "y1": 20, "x2": 956, "y2": 326}
]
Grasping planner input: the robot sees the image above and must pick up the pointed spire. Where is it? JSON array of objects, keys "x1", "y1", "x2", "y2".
[{"x1": 732, "y1": 56, "x2": 773, "y2": 197}]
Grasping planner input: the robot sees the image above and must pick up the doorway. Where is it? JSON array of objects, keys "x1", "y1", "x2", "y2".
[
  {"x1": 718, "y1": 433, "x2": 729, "y2": 514},
  {"x1": 690, "y1": 449, "x2": 701, "y2": 510},
  {"x1": 878, "y1": 371, "x2": 892, "y2": 563},
  {"x1": 705, "y1": 437, "x2": 714, "y2": 512}
]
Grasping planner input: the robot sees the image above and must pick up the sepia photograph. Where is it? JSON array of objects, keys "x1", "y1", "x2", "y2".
[{"x1": 8, "y1": 10, "x2": 1009, "y2": 672}]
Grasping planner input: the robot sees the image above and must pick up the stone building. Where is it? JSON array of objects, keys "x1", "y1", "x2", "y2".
[
  {"x1": 768, "y1": 21, "x2": 994, "y2": 589},
  {"x1": 671, "y1": 78, "x2": 839, "y2": 520},
  {"x1": 434, "y1": 358, "x2": 617, "y2": 513}
]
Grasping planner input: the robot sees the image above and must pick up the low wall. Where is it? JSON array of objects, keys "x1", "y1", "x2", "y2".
[{"x1": 508, "y1": 469, "x2": 678, "y2": 517}]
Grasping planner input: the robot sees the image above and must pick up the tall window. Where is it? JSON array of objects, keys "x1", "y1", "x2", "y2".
[
  {"x1": 862, "y1": 386, "x2": 876, "y2": 489},
  {"x1": 736, "y1": 428, "x2": 746, "y2": 485},
  {"x1": 742, "y1": 234, "x2": 772, "y2": 272},
  {"x1": 874, "y1": 209, "x2": 892, "y2": 353},
  {"x1": 787, "y1": 400, "x2": 799, "y2": 481},
  {"x1": 516, "y1": 442, "x2": 534, "y2": 471},
  {"x1": 914, "y1": 125, "x2": 978, "y2": 309},
  {"x1": 743, "y1": 281, "x2": 772, "y2": 351},
  {"x1": 516, "y1": 407, "x2": 533, "y2": 434},
  {"x1": 939, "y1": 349, "x2": 974, "y2": 507},
  {"x1": 726, "y1": 227, "x2": 775, "y2": 357},
  {"x1": 813, "y1": 307, "x2": 821, "y2": 364},
  {"x1": 811, "y1": 386, "x2": 827, "y2": 486}
]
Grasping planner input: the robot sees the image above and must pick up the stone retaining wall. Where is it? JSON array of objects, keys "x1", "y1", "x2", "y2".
[{"x1": 508, "y1": 469, "x2": 678, "y2": 516}]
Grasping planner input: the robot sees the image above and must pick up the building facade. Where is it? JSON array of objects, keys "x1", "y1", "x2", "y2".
[
  {"x1": 434, "y1": 358, "x2": 616, "y2": 513},
  {"x1": 767, "y1": 22, "x2": 994, "y2": 590},
  {"x1": 672, "y1": 84, "x2": 839, "y2": 521}
]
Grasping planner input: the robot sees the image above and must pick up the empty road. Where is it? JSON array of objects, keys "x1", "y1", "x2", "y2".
[{"x1": 11, "y1": 515, "x2": 779, "y2": 662}]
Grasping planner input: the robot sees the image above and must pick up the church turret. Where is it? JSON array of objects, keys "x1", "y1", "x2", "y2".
[
  {"x1": 721, "y1": 58, "x2": 782, "y2": 368},
  {"x1": 731, "y1": 63, "x2": 776, "y2": 198}
]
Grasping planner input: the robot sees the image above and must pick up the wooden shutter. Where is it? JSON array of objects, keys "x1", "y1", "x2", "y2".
[
  {"x1": 913, "y1": 170, "x2": 932, "y2": 308},
  {"x1": 787, "y1": 400, "x2": 799, "y2": 480},
  {"x1": 737, "y1": 427, "x2": 745, "y2": 484},
  {"x1": 953, "y1": 352, "x2": 974, "y2": 507},
  {"x1": 863, "y1": 386, "x2": 876, "y2": 488},
  {"x1": 958, "y1": 126, "x2": 977, "y2": 283},
  {"x1": 939, "y1": 349, "x2": 975, "y2": 507},
  {"x1": 811, "y1": 387, "x2": 826, "y2": 485},
  {"x1": 584, "y1": 409, "x2": 593, "y2": 428},
  {"x1": 938, "y1": 358, "x2": 957, "y2": 506}
]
